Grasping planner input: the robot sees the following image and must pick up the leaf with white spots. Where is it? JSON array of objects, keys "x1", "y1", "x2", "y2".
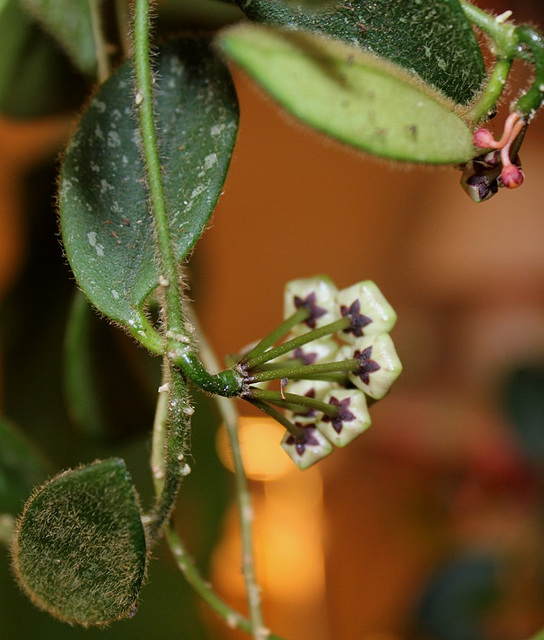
[{"x1": 59, "y1": 36, "x2": 238, "y2": 345}]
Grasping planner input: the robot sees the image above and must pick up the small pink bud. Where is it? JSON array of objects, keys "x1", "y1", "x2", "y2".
[
  {"x1": 473, "y1": 128, "x2": 497, "y2": 149},
  {"x1": 501, "y1": 164, "x2": 524, "y2": 189}
]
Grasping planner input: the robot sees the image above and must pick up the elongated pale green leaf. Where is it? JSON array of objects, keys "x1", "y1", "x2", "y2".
[
  {"x1": 59, "y1": 36, "x2": 238, "y2": 344},
  {"x1": 22, "y1": 0, "x2": 96, "y2": 76},
  {"x1": 63, "y1": 291, "x2": 107, "y2": 439},
  {"x1": 0, "y1": 0, "x2": 87, "y2": 117},
  {"x1": 234, "y1": 0, "x2": 485, "y2": 105},
  {"x1": 220, "y1": 25, "x2": 475, "y2": 163},
  {"x1": 0, "y1": 417, "x2": 49, "y2": 516},
  {"x1": 12, "y1": 458, "x2": 146, "y2": 626}
]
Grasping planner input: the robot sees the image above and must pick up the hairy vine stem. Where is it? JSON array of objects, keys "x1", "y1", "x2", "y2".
[
  {"x1": 165, "y1": 526, "x2": 286, "y2": 640},
  {"x1": 461, "y1": 1, "x2": 544, "y2": 121},
  {"x1": 188, "y1": 306, "x2": 269, "y2": 640},
  {"x1": 132, "y1": 4, "x2": 267, "y2": 632},
  {"x1": 146, "y1": 360, "x2": 191, "y2": 544},
  {"x1": 132, "y1": 0, "x2": 241, "y2": 396},
  {"x1": 133, "y1": 0, "x2": 188, "y2": 339}
]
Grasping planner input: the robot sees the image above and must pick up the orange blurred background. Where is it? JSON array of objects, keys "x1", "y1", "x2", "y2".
[{"x1": 195, "y1": 65, "x2": 544, "y2": 639}]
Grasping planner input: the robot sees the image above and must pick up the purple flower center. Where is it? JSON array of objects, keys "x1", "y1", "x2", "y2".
[
  {"x1": 341, "y1": 299, "x2": 372, "y2": 337},
  {"x1": 354, "y1": 346, "x2": 380, "y2": 385},
  {"x1": 322, "y1": 396, "x2": 356, "y2": 434},
  {"x1": 294, "y1": 292, "x2": 327, "y2": 329},
  {"x1": 285, "y1": 424, "x2": 320, "y2": 456},
  {"x1": 291, "y1": 347, "x2": 318, "y2": 365}
]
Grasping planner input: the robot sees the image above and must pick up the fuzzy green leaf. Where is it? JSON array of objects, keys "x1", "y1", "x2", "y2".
[
  {"x1": 59, "y1": 35, "x2": 238, "y2": 344},
  {"x1": 219, "y1": 25, "x2": 475, "y2": 163},
  {"x1": 22, "y1": 0, "x2": 97, "y2": 76},
  {"x1": 233, "y1": 0, "x2": 485, "y2": 105},
  {"x1": 0, "y1": 417, "x2": 49, "y2": 516},
  {"x1": 12, "y1": 458, "x2": 147, "y2": 626}
]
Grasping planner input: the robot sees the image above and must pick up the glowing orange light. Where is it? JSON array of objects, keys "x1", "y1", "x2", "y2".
[
  {"x1": 216, "y1": 416, "x2": 293, "y2": 481},
  {"x1": 213, "y1": 416, "x2": 329, "y2": 637}
]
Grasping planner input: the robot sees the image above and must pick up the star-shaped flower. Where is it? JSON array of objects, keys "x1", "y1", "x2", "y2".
[
  {"x1": 291, "y1": 347, "x2": 318, "y2": 365},
  {"x1": 354, "y1": 346, "x2": 381, "y2": 385},
  {"x1": 284, "y1": 276, "x2": 339, "y2": 336},
  {"x1": 340, "y1": 299, "x2": 373, "y2": 337},
  {"x1": 322, "y1": 396, "x2": 356, "y2": 434},
  {"x1": 294, "y1": 292, "x2": 327, "y2": 329},
  {"x1": 337, "y1": 334, "x2": 402, "y2": 399},
  {"x1": 285, "y1": 424, "x2": 321, "y2": 456},
  {"x1": 336, "y1": 281, "x2": 397, "y2": 344},
  {"x1": 317, "y1": 389, "x2": 371, "y2": 447},
  {"x1": 281, "y1": 424, "x2": 333, "y2": 469}
]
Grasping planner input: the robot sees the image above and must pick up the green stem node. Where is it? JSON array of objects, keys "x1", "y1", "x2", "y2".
[
  {"x1": 170, "y1": 346, "x2": 242, "y2": 396},
  {"x1": 468, "y1": 58, "x2": 512, "y2": 123},
  {"x1": 514, "y1": 26, "x2": 544, "y2": 117},
  {"x1": 460, "y1": 1, "x2": 517, "y2": 56}
]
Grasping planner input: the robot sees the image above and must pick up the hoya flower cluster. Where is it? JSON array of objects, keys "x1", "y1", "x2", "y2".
[{"x1": 236, "y1": 276, "x2": 402, "y2": 470}]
